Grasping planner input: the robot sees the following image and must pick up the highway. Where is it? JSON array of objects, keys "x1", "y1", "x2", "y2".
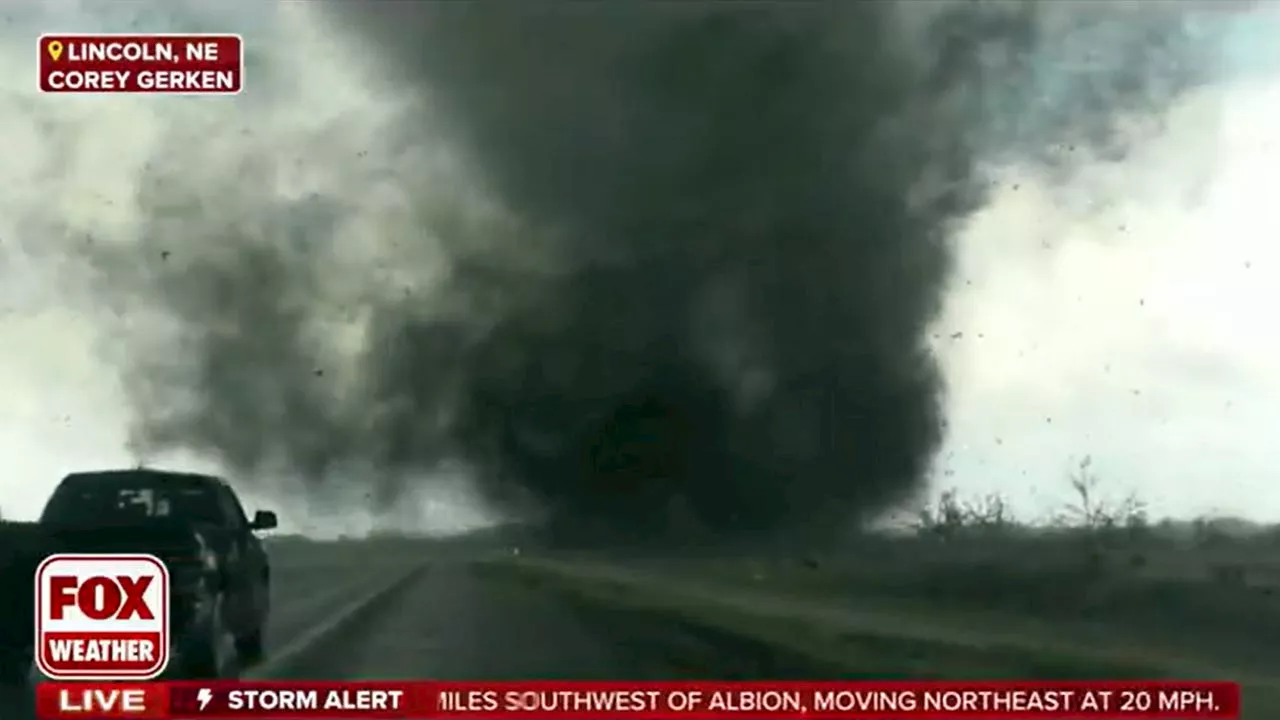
[
  {"x1": 2, "y1": 554, "x2": 840, "y2": 718},
  {"x1": 258, "y1": 559, "x2": 838, "y2": 681}
]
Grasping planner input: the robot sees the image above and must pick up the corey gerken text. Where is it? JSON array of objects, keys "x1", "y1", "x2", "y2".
[{"x1": 44, "y1": 69, "x2": 236, "y2": 92}]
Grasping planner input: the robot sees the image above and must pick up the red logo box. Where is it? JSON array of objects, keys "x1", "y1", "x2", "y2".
[
  {"x1": 35, "y1": 554, "x2": 170, "y2": 680},
  {"x1": 38, "y1": 33, "x2": 243, "y2": 94}
]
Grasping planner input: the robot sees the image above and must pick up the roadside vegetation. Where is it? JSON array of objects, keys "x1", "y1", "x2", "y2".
[
  {"x1": 238, "y1": 460, "x2": 1280, "y2": 704},
  {"x1": 489, "y1": 458, "x2": 1280, "y2": 707}
]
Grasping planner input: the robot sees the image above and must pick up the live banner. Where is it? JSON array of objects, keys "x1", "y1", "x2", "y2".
[{"x1": 37, "y1": 679, "x2": 1241, "y2": 719}]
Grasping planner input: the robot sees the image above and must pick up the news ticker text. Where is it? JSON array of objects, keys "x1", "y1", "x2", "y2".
[{"x1": 36, "y1": 679, "x2": 1240, "y2": 719}]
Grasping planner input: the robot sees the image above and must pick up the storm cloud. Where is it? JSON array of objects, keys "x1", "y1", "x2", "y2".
[{"x1": 80, "y1": 2, "x2": 1222, "y2": 545}]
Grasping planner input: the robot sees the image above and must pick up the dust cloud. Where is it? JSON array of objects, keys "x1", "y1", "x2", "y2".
[{"x1": 10, "y1": 2, "x2": 1231, "y2": 543}]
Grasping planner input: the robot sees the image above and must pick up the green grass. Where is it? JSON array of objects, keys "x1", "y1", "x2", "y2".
[
  {"x1": 623, "y1": 551, "x2": 1280, "y2": 672},
  {"x1": 485, "y1": 546, "x2": 1280, "y2": 718}
]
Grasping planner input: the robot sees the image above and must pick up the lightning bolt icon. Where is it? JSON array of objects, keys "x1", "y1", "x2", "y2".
[{"x1": 196, "y1": 688, "x2": 213, "y2": 712}]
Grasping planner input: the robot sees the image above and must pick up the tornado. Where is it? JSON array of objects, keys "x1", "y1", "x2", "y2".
[{"x1": 88, "y1": 2, "x2": 1221, "y2": 546}]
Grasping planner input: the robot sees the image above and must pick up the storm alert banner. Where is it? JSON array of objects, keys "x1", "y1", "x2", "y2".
[
  {"x1": 35, "y1": 679, "x2": 1241, "y2": 719},
  {"x1": 38, "y1": 34, "x2": 243, "y2": 94}
]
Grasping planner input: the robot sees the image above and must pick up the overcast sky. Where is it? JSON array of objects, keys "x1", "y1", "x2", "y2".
[{"x1": 1, "y1": 2, "x2": 1278, "y2": 529}]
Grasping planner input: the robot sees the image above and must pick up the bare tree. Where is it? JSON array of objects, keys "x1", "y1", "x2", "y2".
[{"x1": 1055, "y1": 456, "x2": 1146, "y2": 534}]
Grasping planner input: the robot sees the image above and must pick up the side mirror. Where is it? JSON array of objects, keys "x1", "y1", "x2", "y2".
[{"x1": 249, "y1": 510, "x2": 278, "y2": 531}]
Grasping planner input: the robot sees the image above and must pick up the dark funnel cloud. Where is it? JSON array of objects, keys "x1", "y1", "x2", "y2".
[{"x1": 100, "y1": 2, "x2": 1220, "y2": 545}]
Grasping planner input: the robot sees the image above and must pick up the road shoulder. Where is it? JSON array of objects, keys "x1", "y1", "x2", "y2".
[{"x1": 488, "y1": 555, "x2": 1280, "y2": 704}]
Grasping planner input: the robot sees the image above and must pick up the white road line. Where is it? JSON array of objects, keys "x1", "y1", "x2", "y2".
[{"x1": 246, "y1": 565, "x2": 423, "y2": 679}]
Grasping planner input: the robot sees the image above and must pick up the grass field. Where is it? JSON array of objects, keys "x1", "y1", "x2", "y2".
[
  {"x1": 259, "y1": 487, "x2": 1280, "y2": 715},
  {"x1": 488, "y1": 524, "x2": 1280, "y2": 717}
]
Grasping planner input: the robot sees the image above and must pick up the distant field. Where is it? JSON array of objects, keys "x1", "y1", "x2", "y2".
[
  {"x1": 596, "y1": 534, "x2": 1280, "y2": 668},
  {"x1": 489, "y1": 532, "x2": 1280, "y2": 716},
  {"x1": 261, "y1": 529, "x2": 524, "y2": 568},
  {"x1": 243, "y1": 524, "x2": 1280, "y2": 715}
]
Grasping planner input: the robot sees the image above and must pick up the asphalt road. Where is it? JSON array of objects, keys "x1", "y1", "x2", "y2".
[
  {"x1": 272, "y1": 559, "x2": 842, "y2": 681},
  {"x1": 2, "y1": 557, "x2": 841, "y2": 718}
]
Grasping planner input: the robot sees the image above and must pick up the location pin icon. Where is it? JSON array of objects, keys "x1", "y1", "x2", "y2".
[{"x1": 47, "y1": 40, "x2": 63, "y2": 62}]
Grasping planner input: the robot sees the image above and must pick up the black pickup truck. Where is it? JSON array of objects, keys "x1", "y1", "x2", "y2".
[{"x1": 0, "y1": 468, "x2": 276, "y2": 682}]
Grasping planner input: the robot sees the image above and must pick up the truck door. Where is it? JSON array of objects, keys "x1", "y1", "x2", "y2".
[{"x1": 213, "y1": 485, "x2": 259, "y2": 633}]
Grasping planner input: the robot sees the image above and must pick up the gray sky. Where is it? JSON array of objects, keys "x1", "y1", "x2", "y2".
[
  {"x1": 938, "y1": 13, "x2": 1280, "y2": 523},
  {"x1": 2, "y1": 2, "x2": 1279, "y2": 528}
]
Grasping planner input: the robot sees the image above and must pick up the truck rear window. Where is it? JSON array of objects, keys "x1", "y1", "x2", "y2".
[{"x1": 41, "y1": 474, "x2": 223, "y2": 526}]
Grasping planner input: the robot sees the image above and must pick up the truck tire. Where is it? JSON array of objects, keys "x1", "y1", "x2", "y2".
[
  {"x1": 180, "y1": 593, "x2": 238, "y2": 679},
  {"x1": 236, "y1": 578, "x2": 269, "y2": 664},
  {"x1": 235, "y1": 627, "x2": 264, "y2": 664}
]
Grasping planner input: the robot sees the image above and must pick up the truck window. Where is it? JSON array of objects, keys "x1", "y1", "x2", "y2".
[
  {"x1": 117, "y1": 488, "x2": 170, "y2": 517},
  {"x1": 216, "y1": 486, "x2": 247, "y2": 529},
  {"x1": 42, "y1": 473, "x2": 226, "y2": 526}
]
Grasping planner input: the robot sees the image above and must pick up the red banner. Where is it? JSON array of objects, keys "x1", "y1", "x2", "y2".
[
  {"x1": 38, "y1": 34, "x2": 242, "y2": 93},
  {"x1": 35, "y1": 679, "x2": 1241, "y2": 719}
]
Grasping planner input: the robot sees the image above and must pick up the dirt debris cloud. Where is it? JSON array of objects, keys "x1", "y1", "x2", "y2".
[{"x1": 90, "y1": 2, "x2": 1222, "y2": 545}]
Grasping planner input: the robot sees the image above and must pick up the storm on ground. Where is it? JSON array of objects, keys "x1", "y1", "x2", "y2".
[{"x1": 0, "y1": 2, "x2": 1276, "y2": 541}]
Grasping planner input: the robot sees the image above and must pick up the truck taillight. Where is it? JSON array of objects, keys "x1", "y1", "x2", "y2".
[{"x1": 170, "y1": 549, "x2": 216, "y2": 590}]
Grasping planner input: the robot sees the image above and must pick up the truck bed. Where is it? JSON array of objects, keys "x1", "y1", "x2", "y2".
[{"x1": 0, "y1": 521, "x2": 46, "y2": 682}]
